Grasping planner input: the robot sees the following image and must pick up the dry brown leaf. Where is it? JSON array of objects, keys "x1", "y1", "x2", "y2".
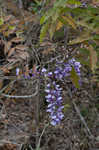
[
  {"x1": 87, "y1": 45, "x2": 98, "y2": 72},
  {"x1": 4, "y1": 41, "x2": 11, "y2": 55},
  {"x1": 9, "y1": 18, "x2": 19, "y2": 25},
  {"x1": 4, "y1": 86, "x2": 11, "y2": 94},
  {"x1": 1, "y1": 67, "x2": 10, "y2": 73},
  {"x1": 92, "y1": 0, "x2": 99, "y2": 6},
  {"x1": 56, "y1": 21, "x2": 63, "y2": 31},
  {"x1": 62, "y1": 15, "x2": 77, "y2": 30},
  {"x1": 40, "y1": 41, "x2": 52, "y2": 46},
  {"x1": 18, "y1": 51, "x2": 29, "y2": 60},
  {"x1": 13, "y1": 51, "x2": 29, "y2": 61},
  {"x1": 0, "y1": 80, "x2": 3, "y2": 89},
  {"x1": 11, "y1": 37, "x2": 24, "y2": 43},
  {"x1": 4, "y1": 15, "x2": 12, "y2": 22},
  {"x1": 24, "y1": 15, "x2": 36, "y2": 23},
  {"x1": 5, "y1": 1, "x2": 22, "y2": 17},
  {"x1": 15, "y1": 45, "x2": 28, "y2": 51},
  {"x1": 18, "y1": 20, "x2": 25, "y2": 26},
  {"x1": 42, "y1": 47, "x2": 55, "y2": 55},
  {"x1": 94, "y1": 39, "x2": 99, "y2": 46},
  {"x1": 7, "y1": 57, "x2": 20, "y2": 63},
  {"x1": 7, "y1": 47, "x2": 16, "y2": 57}
]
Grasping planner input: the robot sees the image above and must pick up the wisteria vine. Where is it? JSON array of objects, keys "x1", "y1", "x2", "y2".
[{"x1": 16, "y1": 58, "x2": 81, "y2": 126}]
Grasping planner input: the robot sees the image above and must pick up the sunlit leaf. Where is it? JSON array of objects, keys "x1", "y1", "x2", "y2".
[
  {"x1": 67, "y1": 0, "x2": 81, "y2": 5},
  {"x1": 49, "y1": 23, "x2": 56, "y2": 39},
  {"x1": 40, "y1": 15, "x2": 46, "y2": 25},
  {"x1": 62, "y1": 15, "x2": 77, "y2": 29},
  {"x1": 40, "y1": 21, "x2": 49, "y2": 43},
  {"x1": 0, "y1": 18, "x2": 4, "y2": 25},
  {"x1": 8, "y1": 25, "x2": 15, "y2": 30},
  {"x1": 56, "y1": 21, "x2": 63, "y2": 31}
]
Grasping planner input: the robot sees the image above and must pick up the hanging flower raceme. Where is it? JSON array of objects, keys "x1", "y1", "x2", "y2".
[
  {"x1": 45, "y1": 81, "x2": 64, "y2": 126},
  {"x1": 41, "y1": 58, "x2": 81, "y2": 126},
  {"x1": 15, "y1": 58, "x2": 81, "y2": 126}
]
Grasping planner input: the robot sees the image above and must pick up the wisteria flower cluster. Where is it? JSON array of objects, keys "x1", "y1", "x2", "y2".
[
  {"x1": 16, "y1": 67, "x2": 38, "y2": 79},
  {"x1": 41, "y1": 58, "x2": 81, "y2": 126},
  {"x1": 16, "y1": 58, "x2": 81, "y2": 126},
  {"x1": 45, "y1": 81, "x2": 64, "y2": 126},
  {"x1": 54, "y1": 58, "x2": 81, "y2": 80}
]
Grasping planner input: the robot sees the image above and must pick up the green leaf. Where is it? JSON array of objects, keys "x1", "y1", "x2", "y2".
[
  {"x1": 59, "y1": 17, "x2": 68, "y2": 26},
  {"x1": 67, "y1": 0, "x2": 81, "y2": 5},
  {"x1": 79, "y1": 48, "x2": 90, "y2": 55},
  {"x1": 0, "y1": 18, "x2": 4, "y2": 25},
  {"x1": 70, "y1": 67, "x2": 80, "y2": 88},
  {"x1": 8, "y1": 25, "x2": 15, "y2": 30},
  {"x1": 93, "y1": 34, "x2": 99, "y2": 40},
  {"x1": 54, "y1": 0, "x2": 68, "y2": 8},
  {"x1": 40, "y1": 22, "x2": 49, "y2": 43},
  {"x1": 40, "y1": 15, "x2": 46, "y2": 25},
  {"x1": 63, "y1": 104, "x2": 70, "y2": 112},
  {"x1": 69, "y1": 32, "x2": 92, "y2": 45},
  {"x1": 49, "y1": 23, "x2": 56, "y2": 39}
]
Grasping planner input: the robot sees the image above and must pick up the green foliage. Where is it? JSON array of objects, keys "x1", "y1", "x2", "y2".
[
  {"x1": 40, "y1": 0, "x2": 81, "y2": 42},
  {"x1": 40, "y1": 0, "x2": 99, "y2": 73},
  {"x1": 0, "y1": 18, "x2": 4, "y2": 25},
  {"x1": 40, "y1": 21, "x2": 50, "y2": 43},
  {"x1": 70, "y1": 66, "x2": 80, "y2": 88}
]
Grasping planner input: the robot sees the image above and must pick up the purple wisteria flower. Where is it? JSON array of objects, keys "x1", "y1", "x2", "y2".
[
  {"x1": 16, "y1": 68, "x2": 20, "y2": 76},
  {"x1": 41, "y1": 58, "x2": 81, "y2": 126},
  {"x1": 45, "y1": 81, "x2": 64, "y2": 126},
  {"x1": 54, "y1": 58, "x2": 81, "y2": 80}
]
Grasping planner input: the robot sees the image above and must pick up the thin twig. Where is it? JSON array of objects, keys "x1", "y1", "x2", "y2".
[
  {"x1": 1, "y1": 79, "x2": 39, "y2": 99},
  {"x1": 35, "y1": 78, "x2": 40, "y2": 147},
  {"x1": 64, "y1": 26, "x2": 69, "y2": 50},
  {"x1": 67, "y1": 87, "x2": 94, "y2": 139},
  {"x1": 1, "y1": 86, "x2": 38, "y2": 99},
  {"x1": 73, "y1": 101, "x2": 94, "y2": 139},
  {"x1": 36, "y1": 123, "x2": 49, "y2": 149}
]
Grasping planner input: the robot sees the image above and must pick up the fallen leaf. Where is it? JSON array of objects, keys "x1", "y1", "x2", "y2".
[
  {"x1": 7, "y1": 47, "x2": 16, "y2": 57},
  {"x1": 4, "y1": 41, "x2": 12, "y2": 55},
  {"x1": 56, "y1": 21, "x2": 63, "y2": 31},
  {"x1": 15, "y1": 45, "x2": 28, "y2": 51},
  {"x1": 87, "y1": 45, "x2": 98, "y2": 72},
  {"x1": 11, "y1": 37, "x2": 24, "y2": 43}
]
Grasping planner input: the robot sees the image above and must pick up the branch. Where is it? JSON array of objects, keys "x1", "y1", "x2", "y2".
[{"x1": 1, "y1": 79, "x2": 39, "y2": 99}]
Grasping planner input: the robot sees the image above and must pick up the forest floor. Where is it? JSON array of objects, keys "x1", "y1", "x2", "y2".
[{"x1": 0, "y1": 0, "x2": 99, "y2": 150}]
